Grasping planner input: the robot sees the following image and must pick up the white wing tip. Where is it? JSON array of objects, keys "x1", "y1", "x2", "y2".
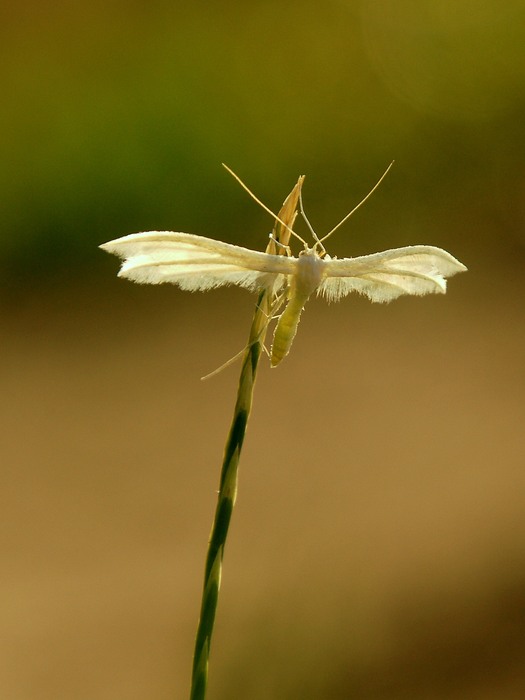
[{"x1": 100, "y1": 231, "x2": 172, "y2": 254}]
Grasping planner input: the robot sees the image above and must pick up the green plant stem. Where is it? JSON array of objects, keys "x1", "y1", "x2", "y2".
[
  {"x1": 189, "y1": 176, "x2": 303, "y2": 700},
  {"x1": 189, "y1": 290, "x2": 271, "y2": 700}
]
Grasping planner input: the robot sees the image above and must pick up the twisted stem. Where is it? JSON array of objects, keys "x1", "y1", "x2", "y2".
[{"x1": 189, "y1": 176, "x2": 304, "y2": 700}]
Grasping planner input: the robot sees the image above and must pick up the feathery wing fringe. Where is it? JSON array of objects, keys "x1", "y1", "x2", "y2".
[
  {"x1": 319, "y1": 245, "x2": 466, "y2": 303},
  {"x1": 100, "y1": 231, "x2": 294, "y2": 291}
]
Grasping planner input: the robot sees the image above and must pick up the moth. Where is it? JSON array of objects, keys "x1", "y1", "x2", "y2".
[{"x1": 100, "y1": 166, "x2": 466, "y2": 367}]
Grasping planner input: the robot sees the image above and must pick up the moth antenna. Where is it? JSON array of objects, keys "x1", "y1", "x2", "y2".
[
  {"x1": 318, "y1": 161, "x2": 394, "y2": 245},
  {"x1": 222, "y1": 164, "x2": 307, "y2": 248},
  {"x1": 299, "y1": 189, "x2": 326, "y2": 254}
]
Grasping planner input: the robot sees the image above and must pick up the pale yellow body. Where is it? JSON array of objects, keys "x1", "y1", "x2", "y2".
[{"x1": 271, "y1": 251, "x2": 326, "y2": 366}]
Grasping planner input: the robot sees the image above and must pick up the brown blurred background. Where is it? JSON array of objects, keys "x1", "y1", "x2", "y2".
[{"x1": 2, "y1": 1, "x2": 525, "y2": 698}]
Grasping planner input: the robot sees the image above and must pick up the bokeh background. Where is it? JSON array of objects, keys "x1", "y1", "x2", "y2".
[{"x1": 2, "y1": 1, "x2": 525, "y2": 698}]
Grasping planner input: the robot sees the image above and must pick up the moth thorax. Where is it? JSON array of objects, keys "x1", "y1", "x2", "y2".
[{"x1": 294, "y1": 252, "x2": 325, "y2": 297}]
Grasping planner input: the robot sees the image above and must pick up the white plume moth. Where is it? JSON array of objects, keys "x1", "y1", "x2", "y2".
[{"x1": 100, "y1": 165, "x2": 466, "y2": 367}]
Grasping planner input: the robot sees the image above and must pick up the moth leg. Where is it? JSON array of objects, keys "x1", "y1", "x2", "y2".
[
  {"x1": 261, "y1": 343, "x2": 272, "y2": 359},
  {"x1": 255, "y1": 287, "x2": 287, "y2": 321},
  {"x1": 268, "y1": 232, "x2": 292, "y2": 256},
  {"x1": 201, "y1": 301, "x2": 275, "y2": 380},
  {"x1": 267, "y1": 288, "x2": 288, "y2": 321},
  {"x1": 254, "y1": 301, "x2": 273, "y2": 320},
  {"x1": 200, "y1": 346, "x2": 248, "y2": 381},
  {"x1": 201, "y1": 335, "x2": 268, "y2": 381}
]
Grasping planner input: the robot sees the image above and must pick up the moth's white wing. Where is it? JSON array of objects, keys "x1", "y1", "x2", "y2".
[
  {"x1": 100, "y1": 231, "x2": 296, "y2": 292},
  {"x1": 319, "y1": 245, "x2": 467, "y2": 303}
]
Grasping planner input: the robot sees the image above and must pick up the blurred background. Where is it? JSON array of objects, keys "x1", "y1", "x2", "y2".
[{"x1": 2, "y1": 1, "x2": 525, "y2": 698}]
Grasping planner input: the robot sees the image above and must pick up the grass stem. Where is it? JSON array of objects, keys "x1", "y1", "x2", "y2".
[{"x1": 189, "y1": 176, "x2": 304, "y2": 700}]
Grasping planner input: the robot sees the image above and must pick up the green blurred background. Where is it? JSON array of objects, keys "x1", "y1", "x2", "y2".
[{"x1": 2, "y1": 1, "x2": 525, "y2": 698}]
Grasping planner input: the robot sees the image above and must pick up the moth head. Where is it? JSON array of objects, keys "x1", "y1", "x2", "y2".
[{"x1": 299, "y1": 162, "x2": 394, "y2": 258}]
